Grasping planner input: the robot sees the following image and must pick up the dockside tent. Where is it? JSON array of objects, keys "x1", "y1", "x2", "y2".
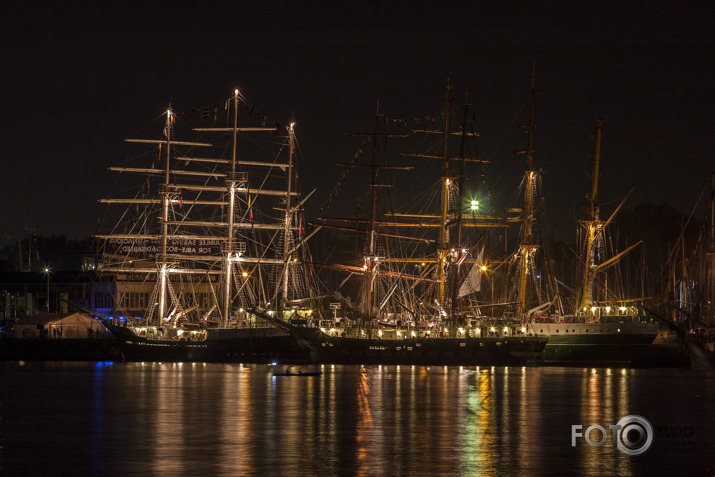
[{"x1": 14, "y1": 312, "x2": 106, "y2": 339}]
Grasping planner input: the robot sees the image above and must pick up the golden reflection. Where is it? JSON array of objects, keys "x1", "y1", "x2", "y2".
[
  {"x1": 219, "y1": 364, "x2": 253, "y2": 475},
  {"x1": 355, "y1": 366, "x2": 373, "y2": 475},
  {"x1": 154, "y1": 363, "x2": 184, "y2": 476},
  {"x1": 576, "y1": 367, "x2": 633, "y2": 475}
]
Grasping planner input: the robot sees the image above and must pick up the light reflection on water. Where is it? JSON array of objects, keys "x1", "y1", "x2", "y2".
[{"x1": 0, "y1": 362, "x2": 713, "y2": 476}]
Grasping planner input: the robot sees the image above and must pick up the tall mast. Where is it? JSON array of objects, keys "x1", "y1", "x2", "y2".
[
  {"x1": 157, "y1": 106, "x2": 174, "y2": 326},
  {"x1": 120, "y1": 106, "x2": 212, "y2": 326},
  {"x1": 517, "y1": 72, "x2": 539, "y2": 317},
  {"x1": 336, "y1": 98, "x2": 410, "y2": 320},
  {"x1": 223, "y1": 89, "x2": 241, "y2": 323},
  {"x1": 363, "y1": 98, "x2": 381, "y2": 318},
  {"x1": 398, "y1": 84, "x2": 493, "y2": 317},
  {"x1": 449, "y1": 101, "x2": 472, "y2": 317},
  {"x1": 282, "y1": 122, "x2": 295, "y2": 306},
  {"x1": 579, "y1": 120, "x2": 603, "y2": 310},
  {"x1": 438, "y1": 84, "x2": 453, "y2": 306}
]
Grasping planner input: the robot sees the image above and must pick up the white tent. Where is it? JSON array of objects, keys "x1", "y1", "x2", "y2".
[{"x1": 13, "y1": 312, "x2": 106, "y2": 339}]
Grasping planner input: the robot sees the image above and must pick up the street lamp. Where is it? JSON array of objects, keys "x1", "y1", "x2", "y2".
[{"x1": 44, "y1": 267, "x2": 50, "y2": 312}]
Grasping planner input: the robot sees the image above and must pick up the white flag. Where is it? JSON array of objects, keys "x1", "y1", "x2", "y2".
[{"x1": 458, "y1": 247, "x2": 484, "y2": 297}]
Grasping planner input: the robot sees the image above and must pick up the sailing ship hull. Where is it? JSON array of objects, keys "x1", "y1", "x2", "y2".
[
  {"x1": 528, "y1": 322, "x2": 659, "y2": 366},
  {"x1": 106, "y1": 324, "x2": 312, "y2": 363},
  {"x1": 291, "y1": 327, "x2": 547, "y2": 366}
]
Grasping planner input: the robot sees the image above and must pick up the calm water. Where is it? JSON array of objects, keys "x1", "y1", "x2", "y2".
[{"x1": 0, "y1": 362, "x2": 713, "y2": 476}]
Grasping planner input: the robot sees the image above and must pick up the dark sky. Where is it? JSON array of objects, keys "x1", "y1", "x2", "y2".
[{"x1": 2, "y1": 2, "x2": 713, "y2": 242}]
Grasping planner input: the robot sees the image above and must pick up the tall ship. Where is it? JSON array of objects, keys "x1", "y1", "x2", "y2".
[
  {"x1": 282, "y1": 88, "x2": 547, "y2": 365},
  {"x1": 96, "y1": 89, "x2": 318, "y2": 363},
  {"x1": 523, "y1": 117, "x2": 658, "y2": 365}
]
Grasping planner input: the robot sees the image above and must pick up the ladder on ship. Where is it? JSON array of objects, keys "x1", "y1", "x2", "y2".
[
  {"x1": 270, "y1": 227, "x2": 309, "y2": 305},
  {"x1": 144, "y1": 276, "x2": 184, "y2": 325}
]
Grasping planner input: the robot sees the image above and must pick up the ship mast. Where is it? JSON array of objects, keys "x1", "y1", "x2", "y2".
[
  {"x1": 363, "y1": 99, "x2": 381, "y2": 318},
  {"x1": 438, "y1": 84, "x2": 453, "y2": 307},
  {"x1": 398, "y1": 84, "x2": 499, "y2": 320},
  {"x1": 223, "y1": 89, "x2": 241, "y2": 323},
  {"x1": 448, "y1": 101, "x2": 473, "y2": 317},
  {"x1": 354, "y1": 99, "x2": 411, "y2": 319},
  {"x1": 157, "y1": 107, "x2": 173, "y2": 326},
  {"x1": 516, "y1": 72, "x2": 539, "y2": 317},
  {"x1": 579, "y1": 120, "x2": 603, "y2": 310},
  {"x1": 282, "y1": 122, "x2": 295, "y2": 306}
]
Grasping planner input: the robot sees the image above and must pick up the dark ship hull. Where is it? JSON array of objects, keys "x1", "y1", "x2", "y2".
[
  {"x1": 106, "y1": 324, "x2": 312, "y2": 363},
  {"x1": 291, "y1": 327, "x2": 547, "y2": 366},
  {"x1": 529, "y1": 321, "x2": 660, "y2": 366}
]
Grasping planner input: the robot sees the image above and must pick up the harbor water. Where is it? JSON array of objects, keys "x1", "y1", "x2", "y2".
[{"x1": 1, "y1": 362, "x2": 713, "y2": 476}]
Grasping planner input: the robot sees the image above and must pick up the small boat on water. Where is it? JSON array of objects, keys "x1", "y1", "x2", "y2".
[{"x1": 273, "y1": 365, "x2": 321, "y2": 376}]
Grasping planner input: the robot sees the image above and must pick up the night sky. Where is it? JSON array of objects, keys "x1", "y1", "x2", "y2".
[{"x1": 2, "y1": 2, "x2": 713, "y2": 242}]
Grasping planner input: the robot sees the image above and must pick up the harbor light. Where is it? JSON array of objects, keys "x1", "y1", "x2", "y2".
[
  {"x1": 411, "y1": 331, "x2": 416, "y2": 337},
  {"x1": 471, "y1": 200, "x2": 479, "y2": 211},
  {"x1": 490, "y1": 326, "x2": 495, "y2": 333},
  {"x1": 521, "y1": 327, "x2": 526, "y2": 333},
  {"x1": 591, "y1": 307, "x2": 597, "y2": 313},
  {"x1": 504, "y1": 327, "x2": 509, "y2": 334},
  {"x1": 476, "y1": 328, "x2": 480, "y2": 334},
  {"x1": 620, "y1": 307, "x2": 627, "y2": 312},
  {"x1": 605, "y1": 306, "x2": 611, "y2": 313},
  {"x1": 458, "y1": 328, "x2": 464, "y2": 335},
  {"x1": 378, "y1": 330, "x2": 383, "y2": 337}
]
